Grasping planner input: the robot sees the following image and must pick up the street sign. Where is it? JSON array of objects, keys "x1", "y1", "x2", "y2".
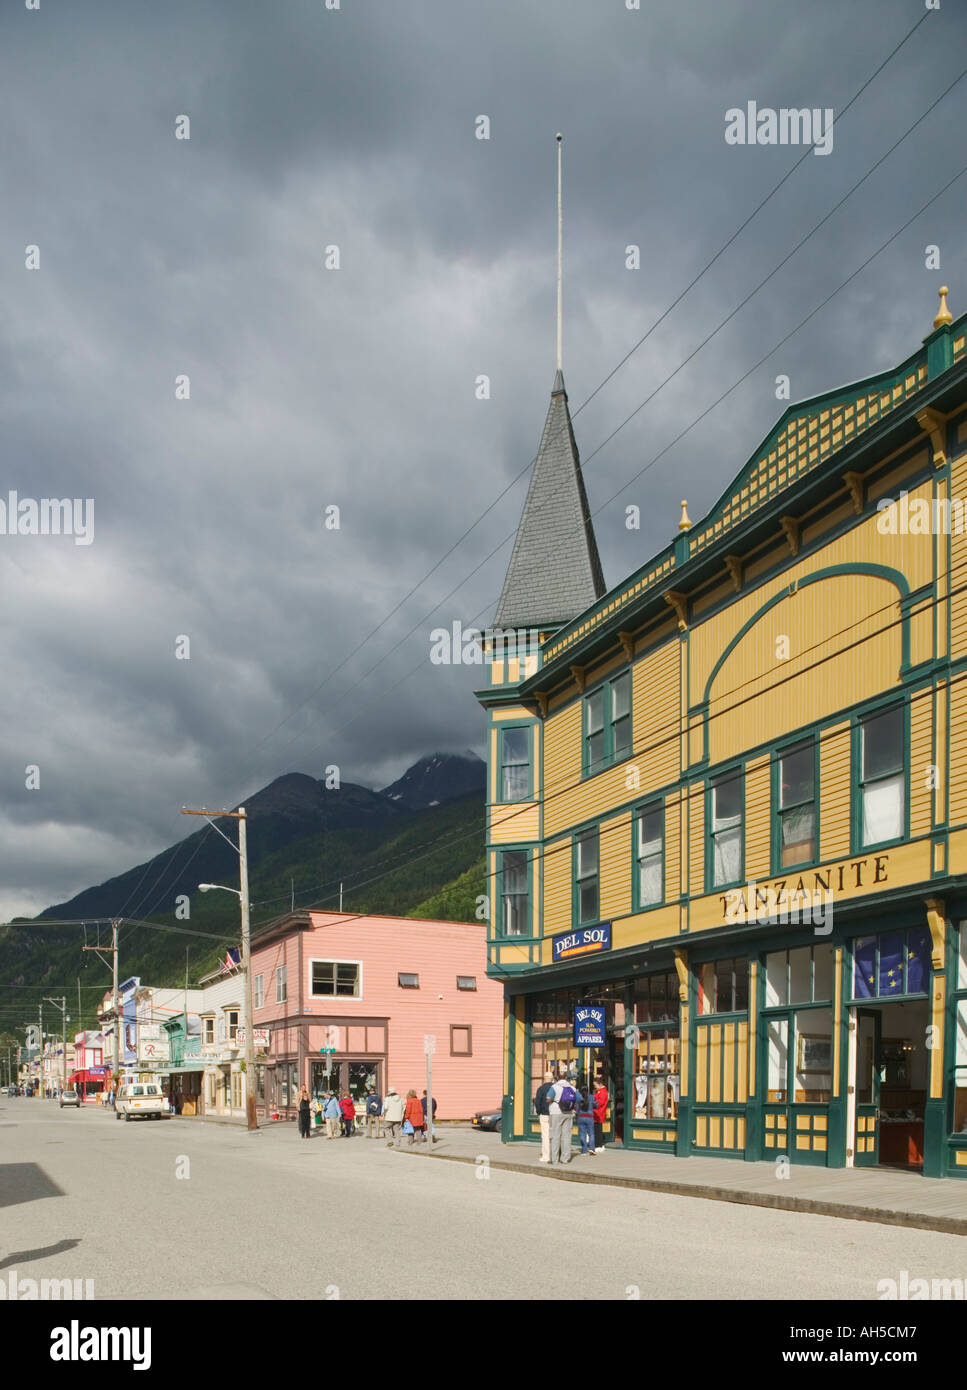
[
  {"x1": 424, "y1": 1034, "x2": 436, "y2": 1055},
  {"x1": 319, "y1": 1046, "x2": 336, "y2": 1054}
]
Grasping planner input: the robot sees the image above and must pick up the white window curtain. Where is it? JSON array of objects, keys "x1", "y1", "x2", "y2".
[{"x1": 862, "y1": 772, "x2": 903, "y2": 844}]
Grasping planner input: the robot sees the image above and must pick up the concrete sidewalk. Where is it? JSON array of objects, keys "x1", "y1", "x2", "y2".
[{"x1": 396, "y1": 1127, "x2": 967, "y2": 1236}]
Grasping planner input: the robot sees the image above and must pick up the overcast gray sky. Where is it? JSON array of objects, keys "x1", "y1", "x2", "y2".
[{"x1": 1, "y1": 0, "x2": 964, "y2": 920}]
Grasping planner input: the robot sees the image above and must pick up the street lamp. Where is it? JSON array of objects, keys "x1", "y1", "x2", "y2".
[{"x1": 187, "y1": 807, "x2": 257, "y2": 1132}]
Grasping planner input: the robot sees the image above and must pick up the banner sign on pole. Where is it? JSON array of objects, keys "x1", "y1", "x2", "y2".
[{"x1": 573, "y1": 1004, "x2": 606, "y2": 1048}]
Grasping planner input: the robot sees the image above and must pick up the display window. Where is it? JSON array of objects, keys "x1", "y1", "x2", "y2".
[{"x1": 696, "y1": 957, "x2": 748, "y2": 1014}]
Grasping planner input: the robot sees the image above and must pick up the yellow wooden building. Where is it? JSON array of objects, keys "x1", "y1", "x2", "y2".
[{"x1": 476, "y1": 289, "x2": 967, "y2": 1177}]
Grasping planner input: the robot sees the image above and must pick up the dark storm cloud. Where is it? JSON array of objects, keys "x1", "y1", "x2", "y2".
[{"x1": 1, "y1": 0, "x2": 965, "y2": 916}]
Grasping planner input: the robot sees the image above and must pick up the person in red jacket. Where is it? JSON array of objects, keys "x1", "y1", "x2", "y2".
[
  {"x1": 339, "y1": 1091, "x2": 356, "y2": 1138},
  {"x1": 404, "y1": 1089, "x2": 425, "y2": 1144},
  {"x1": 592, "y1": 1079, "x2": 609, "y2": 1153}
]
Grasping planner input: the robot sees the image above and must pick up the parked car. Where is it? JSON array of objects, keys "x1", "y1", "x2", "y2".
[
  {"x1": 59, "y1": 1089, "x2": 80, "y2": 1109},
  {"x1": 471, "y1": 1106, "x2": 502, "y2": 1131},
  {"x1": 115, "y1": 1083, "x2": 166, "y2": 1121}
]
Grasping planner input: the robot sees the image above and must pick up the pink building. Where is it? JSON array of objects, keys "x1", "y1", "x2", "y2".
[{"x1": 250, "y1": 911, "x2": 503, "y2": 1121}]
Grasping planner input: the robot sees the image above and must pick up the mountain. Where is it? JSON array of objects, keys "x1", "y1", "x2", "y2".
[
  {"x1": 380, "y1": 750, "x2": 485, "y2": 810},
  {"x1": 0, "y1": 754, "x2": 487, "y2": 1025}
]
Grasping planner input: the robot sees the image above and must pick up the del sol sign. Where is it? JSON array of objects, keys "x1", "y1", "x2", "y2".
[{"x1": 552, "y1": 923, "x2": 612, "y2": 963}]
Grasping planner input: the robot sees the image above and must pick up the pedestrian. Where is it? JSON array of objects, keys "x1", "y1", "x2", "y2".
[
  {"x1": 403, "y1": 1089, "x2": 425, "y2": 1144},
  {"x1": 547, "y1": 1071, "x2": 578, "y2": 1165},
  {"x1": 576, "y1": 1077, "x2": 595, "y2": 1156},
  {"x1": 364, "y1": 1085, "x2": 383, "y2": 1138},
  {"x1": 323, "y1": 1091, "x2": 340, "y2": 1138},
  {"x1": 592, "y1": 1077, "x2": 609, "y2": 1153},
  {"x1": 420, "y1": 1089, "x2": 438, "y2": 1142},
  {"x1": 534, "y1": 1069, "x2": 554, "y2": 1163},
  {"x1": 339, "y1": 1091, "x2": 356, "y2": 1137},
  {"x1": 383, "y1": 1086, "x2": 405, "y2": 1146},
  {"x1": 298, "y1": 1086, "x2": 312, "y2": 1139}
]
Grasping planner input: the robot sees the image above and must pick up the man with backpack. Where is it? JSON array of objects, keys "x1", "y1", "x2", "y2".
[
  {"x1": 364, "y1": 1085, "x2": 383, "y2": 1138},
  {"x1": 534, "y1": 1069, "x2": 555, "y2": 1163},
  {"x1": 547, "y1": 1070, "x2": 578, "y2": 1165}
]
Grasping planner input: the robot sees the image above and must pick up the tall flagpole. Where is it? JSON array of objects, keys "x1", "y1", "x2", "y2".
[{"x1": 556, "y1": 132, "x2": 563, "y2": 373}]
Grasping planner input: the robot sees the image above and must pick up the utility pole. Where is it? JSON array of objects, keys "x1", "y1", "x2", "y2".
[
  {"x1": 38, "y1": 1002, "x2": 43, "y2": 1096},
  {"x1": 184, "y1": 804, "x2": 258, "y2": 1131},
  {"x1": 82, "y1": 921, "x2": 119, "y2": 1102},
  {"x1": 43, "y1": 997, "x2": 68, "y2": 1097}
]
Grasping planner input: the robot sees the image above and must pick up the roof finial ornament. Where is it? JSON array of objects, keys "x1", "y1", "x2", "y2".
[
  {"x1": 679, "y1": 500, "x2": 691, "y2": 532},
  {"x1": 934, "y1": 285, "x2": 953, "y2": 329},
  {"x1": 556, "y1": 133, "x2": 563, "y2": 374}
]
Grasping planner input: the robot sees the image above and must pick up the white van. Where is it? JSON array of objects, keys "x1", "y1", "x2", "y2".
[{"x1": 116, "y1": 1082, "x2": 166, "y2": 1121}]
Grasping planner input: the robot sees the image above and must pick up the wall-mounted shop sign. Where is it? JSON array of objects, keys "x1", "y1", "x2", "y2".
[
  {"x1": 552, "y1": 923, "x2": 612, "y2": 963},
  {"x1": 573, "y1": 1004, "x2": 607, "y2": 1048}
]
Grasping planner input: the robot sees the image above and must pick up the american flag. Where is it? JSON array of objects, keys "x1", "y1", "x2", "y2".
[{"x1": 220, "y1": 946, "x2": 242, "y2": 974}]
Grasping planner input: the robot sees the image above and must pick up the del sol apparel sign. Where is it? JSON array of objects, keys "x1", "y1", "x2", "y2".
[
  {"x1": 552, "y1": 922, "x2": 612, "y2": 963},
  {"x1": 573, "y1": 1004, "x2": 607, "y2": 1048}
]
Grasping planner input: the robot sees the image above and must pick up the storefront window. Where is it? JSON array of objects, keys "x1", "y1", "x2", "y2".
[
  {"x1": 958, "y1": 923, "x2": 967, "y2": 991},
  {"x1": 631, "y1": 1029, "x2": 679, "y2": 1120},
  {"x1": 954, "y1": 1001, "x2": 967, "y2": 1134},
  {"x1": 767, "y1": 1019, "x2": 789, "y2": 1101},
  {"x1": 697, "y1": 957, "x2": 748, "y2": 1014},
  {"x1": 793, "y1": 1007, "x2": 832, "y2": 1103},
  {"x1": 765, "y1": 944, "x2": 833, "y2": 1006},
  {"x1": 311, "y1": 1061, "x2": 335, "y2": 1098},
  {"x1": 256, "y1": 1065, "x2": 265, "y2": 1104},
  {"x1": 530, "y1": 1036, "x2": 581, "y2": 1095},
  {"x1": 634, "y1": 972, "x2": 678, "y2": 1023}
]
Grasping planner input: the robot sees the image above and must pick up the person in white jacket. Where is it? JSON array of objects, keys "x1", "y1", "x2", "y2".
[{"x1": 382, "y1": 1086, "x2": 405, "y2": 1146}]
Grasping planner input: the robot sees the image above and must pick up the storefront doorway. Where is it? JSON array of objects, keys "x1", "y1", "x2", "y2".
[{"x1": 849, "y1": 999, "x2": 928, "y2": 1170}]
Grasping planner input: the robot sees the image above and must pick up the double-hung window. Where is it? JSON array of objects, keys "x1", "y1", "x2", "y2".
[
  {"x1": 253, "y1": 974, "x2": 265, "y2": 1009},
  {"x1": 635, "y1": 802, "x2": 663, "y2": 908},
  {"x1": 498, "y1": 850, "x2": 529, "y2": 936},
  {"x1": 710, "y1": 769, "x2": 743, "y2": 888},
  {"x1": 275, "y1": 965, "x2": 287, "y2": 1004},
  {"x1": 776, "y1": 739, "x2": 817, "y2": 869},
  {"x1": 858, "y1": 704, "x2": 905, "y2": 847},
  {"x1": 574, "y1": 828, "x2": 600, "y2": 925},
  {"x1": 584, "y1": 672, "x2": 632, "y2": 775},
  {"x1": 498, "y1": 726, "x2": 531, "y2": 802}
]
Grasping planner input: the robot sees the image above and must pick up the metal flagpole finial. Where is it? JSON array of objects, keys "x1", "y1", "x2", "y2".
[{"x1": 556, "y1": 133, "x2": 563, "y2": 374}]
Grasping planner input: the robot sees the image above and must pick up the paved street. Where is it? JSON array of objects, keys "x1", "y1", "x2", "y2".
[{"x1": 2, "y1": 1097, "x2": 965, "y2": 1300}]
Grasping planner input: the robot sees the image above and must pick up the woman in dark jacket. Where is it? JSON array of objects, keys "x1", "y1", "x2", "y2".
[{"x1": 298, "y1": 1086, "x2": 312, "y2": 1139}]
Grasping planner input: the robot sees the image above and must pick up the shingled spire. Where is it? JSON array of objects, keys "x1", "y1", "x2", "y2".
[
  {"x1": 494, "y1": 136, "x2": 605, "y2": 630},
  {"x1": 494, "y1": 369, "x2": 606, "y2": 630}
]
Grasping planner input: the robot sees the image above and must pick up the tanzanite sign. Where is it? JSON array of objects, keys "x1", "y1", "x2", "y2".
[
  {"x1": 573, "y1": 1004, "x2": 606, "y2": 1048},
  {"x1": 552, "y1": 923, "x2": 611, "y2": 963}
]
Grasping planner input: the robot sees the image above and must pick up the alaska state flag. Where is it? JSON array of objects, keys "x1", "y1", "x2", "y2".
[
  {"x1": 853, "y1": 937, "x2": 876, "y2": 999},
  {"x1": 906, "y1": 927, "x2": 932, "y2": 994},
  {"x1": 878, "y1": 932, "x2": 904, "y2": 995}
]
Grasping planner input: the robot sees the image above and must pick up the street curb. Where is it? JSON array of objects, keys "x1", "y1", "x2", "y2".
[{"x1": 395, "y1": 1148, "x2": 967, "y2": 1237}]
